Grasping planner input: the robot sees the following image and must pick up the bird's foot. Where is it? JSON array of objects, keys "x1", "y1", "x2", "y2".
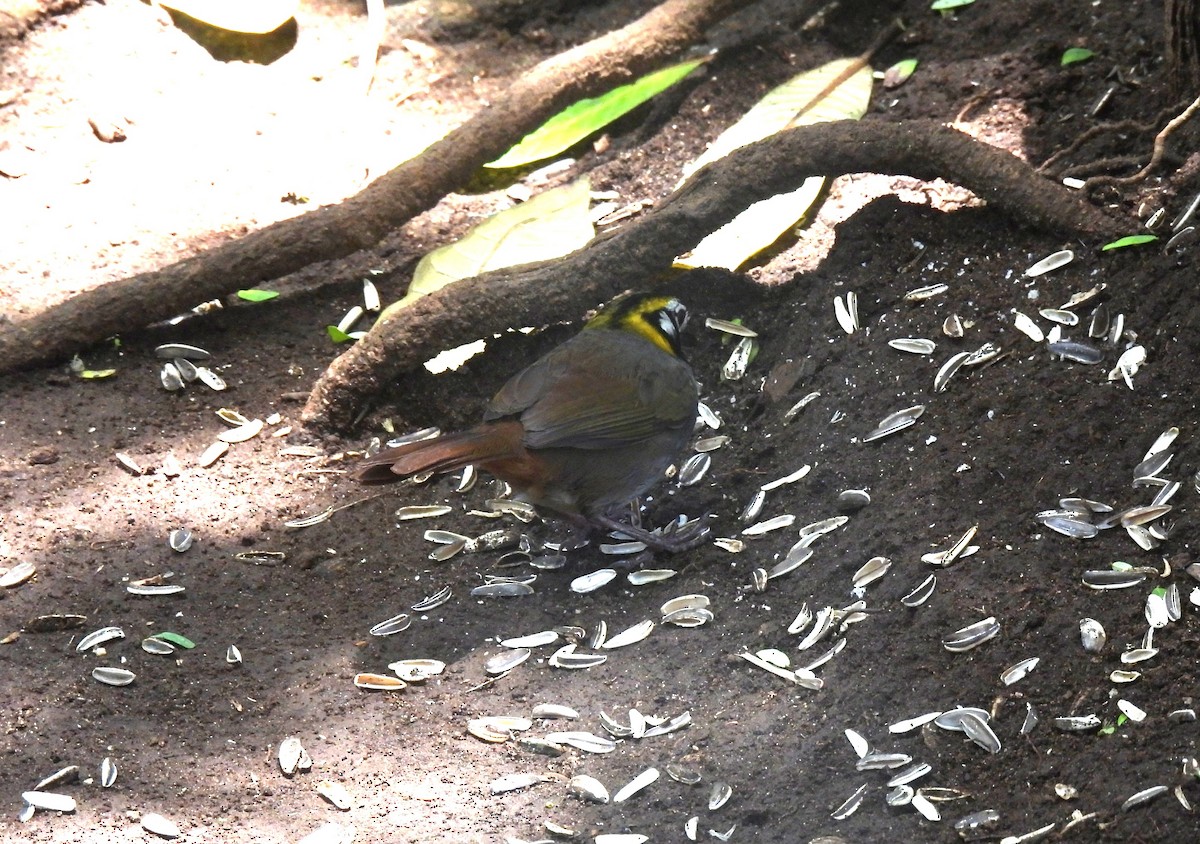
[{"x1": 590, "y1": 512, "x2": 712, "y2": 554}]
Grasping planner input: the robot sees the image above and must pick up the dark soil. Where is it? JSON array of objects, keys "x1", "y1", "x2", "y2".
[{"x1": 3, "y1": 1, "x2": 1199, "y2": 843}]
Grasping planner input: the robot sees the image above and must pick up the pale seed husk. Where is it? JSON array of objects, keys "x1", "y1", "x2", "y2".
[
  {"x1": 1, "y1": 560, "x2": 36, "y2": 588},
  {"x1": 570, "y1": 568, "x2": 617, "y2": 593},
  {"x1": 1025, "y1": 249, "x2": 1074, "y2": 277},
  {"x1": 141, "y1": 812, "x2": 181, "y2": 838},
  {"x1": 484, "y1": 648, "x2": 530, "y2": 675},
  {"x1": 353, "y1": 672, "x2": 407, "y2": 691},
  {"x1": 395, "y1": 505, "x2": 453, "y2": 520},
  {"x1": 831, "y1": 783, "x2": 868, "y2": 819},
  {"x1": 901, "y1": 574, "x2": 936, "y2": 607},
  {"x1": 317, "y1": 779, "x2": 353, "y2": 810},
  {"x1": 613, "y1": 767, "x2": 660, "y2": 803},
  {"x1": 602, "y1": 619, "x2": 655, "y2": 649},
  {"x1": 569, "y1": 774, "x2": 610, "y2": 803},
  {"x1": 76, "y1": 626, "x2": 125, "y2": 652},
  {"x1": 1122, "y1": 785, "x2": 1168, "y2": 811},
  {"x1": 369, "y1": 613, "x2": 411, "y2": 636},
  {"x1": 100, "y1": 757, "x2": 117, "y2": 788},
  {"x1": 91, "y1": 666, "x2": 135, "y2": 686}
]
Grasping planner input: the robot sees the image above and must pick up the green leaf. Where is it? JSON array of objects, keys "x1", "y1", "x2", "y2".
[
  {"x1": 1101, "y1": 234, "x2": 1158, "y2": 251},
  {"x1": 79, "y1": 368, "x2": 117, "y2": 379},
  {"x1": 1116, "y1": 714, "x2": 1128, "y2": 726},
  {"x1": 154, "y1": 632, "x2": 196, "y2": 649},
  {"x1": 386, "y1": 178, "x2": 594, "y2": 316},
  {"x1": 931, "y1": 0, "x2": 974, "y2": 9},
  {"x1": 883, "y1": 58, "x2": 919, "y2": 88},
  {"x1": 326, "y1": 325, "x2": 353, "y2": 343},
  {"x1": 486, "y1": 59, "x2": 705, "y2": 169},
  {"x1": 1098, "y1": 724, "x2": 1116, "y2": 736},
  {"x1": 1061, "y1": 47, "x2": 1095, "y2": 66},
  {"x1": 157, "y1": 0, "x2": 298, "y2": 34},
  {"x1": 1152, "y1": 586, "x2": 1167, "y2": 597},
  {"x1": 237, "y1": 289, "x2": 280, "y2": 302},
  {"x1": 675, "y1": 58, "x2": 873, "y2": 271}
]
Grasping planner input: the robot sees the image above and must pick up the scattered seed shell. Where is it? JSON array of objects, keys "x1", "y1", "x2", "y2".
[
  {"x1": 905, "y1": 283, "x2": 948, "y2": 300},
  {"x1": 490, "y1": 772, "x2": 549, "y2": 794},
  {"x1": 742, "y1": 514, "x2": 795, "y2": 537},
  {"x1": 852, "y1": 556, "x2": 891, "y2": 588},
  {"x1": 1025, "y1": 249, "x2": 1074, "y2": 276},
  {"x1": 700, "y1": 781, "x2": 729, "y2": 813},
  {"x1": 1122, "y1": 785, "x2": 1168, "y2": 811},
  {"x1": 317, "y1": 779, "x2": 353, "y2": 810},
  {"x1": 22, "y1": 791, "x2": 77, "y2": 813},
  {"x1": 831, "y1": 783, "x2": 868, "y2": 820},
  {"x1": 92, "y1": 667, "x2": 135, "y2": 686},
  {"x1": 889, "y1": 338, "x2": 936, "y2": 354},
  {"x1": 141, "y1": 813, "x2": 181, "y2": 838},
  {"x1": 1054, "y1": 714, "x2": 1101, "y2": 731},
  {"x1": 602, "y1": 619, "x2": 655, "y2": 649},
  {"x1": 369, "y1": 613, "x2": 411, "y2": 636},
  {"x1": 571, "y1": 568, "x2": 617, "y2": 593},
  {"x1": 353, "y1": 672, "x2": 407, "y2": 691},
  {"x1": 76, "y1": 626, "x2": 125, "y2": 652},
  {"x1": 1, "y1": 560, "x2": 36, "y2": 588},
  {"x1": 1000, "y1": 657, "x2": 1040, "y2": 686},
  {"x1": 569, "y1": 774, "x2": 610, "y2": 803},
  {"x1": 1013, "y1": 311, "x2": 1045, "y2": 342},
  {"x1": 943, "y1": 617, "x2": 999, "y2": 652},
  {"x1": 1079, "y1": 618, "x2": 1106, "y2": 652},
  {"x1": 863, "y1": 404, "x2": 925, "y2": 442},
  {"x1": 614, "y1": 768, "x2": 662, "y2": 801},
  {"x1": 141, "y1": 636, "x2": 176, "y2": 655},
  {"x1": 960, "y1": 713, "x2": 1002, "y2": 753},
  {"x1": 900, "y1": 574, "x2": 936, "y2": 607},
  {"x1": 100, "y1": 757, "x2": 117, "y2": 788}
]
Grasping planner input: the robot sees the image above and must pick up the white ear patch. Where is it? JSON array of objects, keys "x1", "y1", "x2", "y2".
[{"x1": 659, "y1": 311, "x2": 678, "y2": 340}]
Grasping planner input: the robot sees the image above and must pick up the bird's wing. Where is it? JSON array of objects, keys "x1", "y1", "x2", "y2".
[{"x1": 485, "y1": 333, "x2": 696, "y2": 451}]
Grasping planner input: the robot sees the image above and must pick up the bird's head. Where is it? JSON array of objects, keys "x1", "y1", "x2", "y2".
[{"x1": 585, "y1": 293, "x2": 689, "y2": 357}]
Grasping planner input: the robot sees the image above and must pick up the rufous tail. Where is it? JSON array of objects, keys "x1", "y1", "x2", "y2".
[{"x1": 354, "y1": 426, "x2": 516, "y2": 484}]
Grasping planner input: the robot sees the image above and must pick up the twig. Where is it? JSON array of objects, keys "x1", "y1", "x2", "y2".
[
  {"x1": 1038, "y1": 103, "x2": 1183, "y2": 174},
  {"x1": 1087, "y1": 92, "x2": 1200, "y2": 188}
]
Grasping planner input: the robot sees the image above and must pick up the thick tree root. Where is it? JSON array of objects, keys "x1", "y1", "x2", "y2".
[
  {"x1": 302, "y1": 118, "x2": 1123, "y2": 432},
  {"x1": 0, "y1": 0, "x2": 743, "y2": 376}
]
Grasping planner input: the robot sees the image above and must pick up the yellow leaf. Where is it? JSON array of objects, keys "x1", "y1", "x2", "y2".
[
  {"x1": 158, "y1": 0, "x2": 298, "y2": 34},
  {"x1": 675, "y1": 59, "x2": 873, "y2": 271},
  {"x1": 385, "y1": 179, "x2": 594, "y2": 316},
  {"x1": 681, "y1": 58, "x2": 873, "y2": 181}
]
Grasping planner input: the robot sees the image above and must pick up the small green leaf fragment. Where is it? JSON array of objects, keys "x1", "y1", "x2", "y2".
[
  {"x1": 1152, "y1": 586, "x2": 1167, "y2": 597},
  {"x1": 154, "y1": 632, "x2": 196, "y2": 649},
  {"x1": 486, "y1": 59, "x2": 705, "y2": 169},
  {"x1": 883, "y1": 58, "x2": 919, "y2": 88},
  {"x1": 237, "y1": 289, "x2": 280, "y2": 302},
  {"x1": 1061, "y1": 47, "x2": 1095, "y2": 66},
  {"x1": 1101, "y1": 234, "x2": 1158, "y2": 251},
  {"x1": 931, "y1": 0, "x2": 974, "y2": 9},
  {"x1": 1099, "y1": 724, "x2": 1116, "y2": 736},
  {"x1": 326, "y1": 325, "x2": 353, "y2": 343},
  {"x1": 80, "y1": 368, "x2": 118, "y2": 379},
  {"x1": 1116, "y1": 714, "x2": 1128, "y2": 727}
]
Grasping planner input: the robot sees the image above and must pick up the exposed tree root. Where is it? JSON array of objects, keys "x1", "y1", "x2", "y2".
[
  {"x1": 302, "y1": 118, "x2": 1124, "y2": 432},
  {"x1": 0, "y1": 0, "x2": 743, "y2": 376}
]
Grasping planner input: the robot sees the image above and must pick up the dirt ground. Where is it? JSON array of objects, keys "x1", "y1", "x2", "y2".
[{"x1": 3, "y1": 0, "x2": 1200, "y2": 842}]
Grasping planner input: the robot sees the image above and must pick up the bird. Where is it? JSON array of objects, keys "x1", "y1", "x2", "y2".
[{"x1": 354, "y1": 293, "x2": 708, "y2": 552}]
